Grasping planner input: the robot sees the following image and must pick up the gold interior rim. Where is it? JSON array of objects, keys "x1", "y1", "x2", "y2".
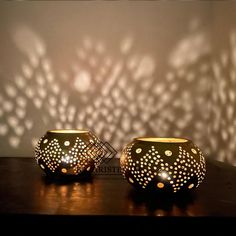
[
  {"x1": 48, "y1": 129, "x2": 89, "y2": 134},
  {"x1": 135, "y1": 137, "x2": 189, "y2": 143}
]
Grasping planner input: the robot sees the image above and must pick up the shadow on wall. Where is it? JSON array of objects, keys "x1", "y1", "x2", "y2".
[
  {"x1": 0, "y1": 22, "x2": 235, "y2": 165},
  {"x1": 209, "y1": 31, "x2": 236, "y2": 165}
]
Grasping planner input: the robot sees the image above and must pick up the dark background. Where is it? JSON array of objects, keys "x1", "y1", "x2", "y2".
[{"x1": 0, "y1": 1, "x2": 235, "y2": 166}]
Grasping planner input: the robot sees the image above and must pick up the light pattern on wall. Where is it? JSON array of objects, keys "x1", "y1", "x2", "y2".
[
  {"x1": 0, "y1": 23, "x2": 234, "y2": 166},
  {"x1": 209, "y1": 31, "x2": 236, "y2": 165}
]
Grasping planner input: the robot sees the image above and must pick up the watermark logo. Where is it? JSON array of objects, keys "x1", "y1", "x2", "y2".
[
  {"x1": 81, "y1": 136, "x2": 120, "y2": 175},
  {"x1": 82, "y1": 139, "x2": 118, "y2": 164},
  {"x1": 94, "y1": 165, "x2": 122, "y2": 175}
]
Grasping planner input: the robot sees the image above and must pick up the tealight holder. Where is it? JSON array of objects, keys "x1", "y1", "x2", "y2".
[
  {"x1": 120, "y1": 137, "x2": 206, "y2": 193},
  {"x1": 35, "y1": 129, "x2": 103, "y2": 176}
]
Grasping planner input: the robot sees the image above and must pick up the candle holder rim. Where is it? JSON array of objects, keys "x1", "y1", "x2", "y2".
[
  {"x1": 133, "y1": 137, "x2": 191, "y2": 143},
  {"x1": 47, "y1": 129, "x2": 90, "y2": 134}
]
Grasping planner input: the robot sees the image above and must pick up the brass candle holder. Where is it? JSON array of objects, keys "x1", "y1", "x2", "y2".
[
  {"x1": 35, "y1": 129, "x2": 102, "y2": 176},
  {"x1": 120, "y1": 137, "x2": 206, "y2": 193}
]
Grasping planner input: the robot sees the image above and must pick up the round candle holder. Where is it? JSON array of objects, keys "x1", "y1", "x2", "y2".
[
  {"x1": 120, "y1": 137, "x2": 206, "y2": 193},
  {"x1": 35, "y1": 129, "x2": 103, "y2": 176}
]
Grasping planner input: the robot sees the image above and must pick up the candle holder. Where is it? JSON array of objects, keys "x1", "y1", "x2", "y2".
[
  {"x1": 35, "y1": 129, "x2": 103, "y2": 176},
  {"x1": 120, "y1": 137, "x2": 206, "y2": 193}
]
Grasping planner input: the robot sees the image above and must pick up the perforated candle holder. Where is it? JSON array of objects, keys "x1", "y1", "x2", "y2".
[
  {"x1": 35, "y1": 129, "x2": 103, "y2": 176},
  {"x1": 120, "y1": 137, "x2": 206, "y2": 193}
]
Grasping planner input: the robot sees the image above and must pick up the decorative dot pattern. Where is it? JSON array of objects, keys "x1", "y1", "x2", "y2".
[
  {"x1": 191, "y1": 148, "x2": 197, "y2": 154},
  {"x1": 165, "y1": 150, "x2": 172, "y2": 156},
  {"x1": 61, "y1": 168, "x2": 67, "y2": 173},
  {"x1": 157, "y1": 182, "x2": 164, "y2": 188},
  {"x1": 35, "y1": 133, "x2": 102, "y2": 175},
  {"x1": 43, "y1": 139, "x2": 48, "y2": 144},
  {"x1": 64, "y1": 141, "x2": 70, "y2": 146},
  {"x1": 40, "y1": 164, "x2": 45, "y2": 169},
  {"x1": 120, "y1": 141, "x2": 206, "y2": 193},
  {"x1": 136, "y1": 148, "x2": 142, "y2": 154},
  {"x1": 188, "y1": 183, "x2": 194, "y2": 189},
  {"x1": 129, "y1": 177, "x2": 134, "y2": 183}
]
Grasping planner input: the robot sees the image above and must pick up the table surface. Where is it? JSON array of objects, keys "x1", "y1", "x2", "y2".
[{"x1": 0, "y1": 157, "x2": 236, "y2": 217}]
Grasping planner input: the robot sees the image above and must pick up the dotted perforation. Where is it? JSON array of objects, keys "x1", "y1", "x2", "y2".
[
  {"x1": 35, "y1": 137, "x2": 95, "y2": 174},
  {"x1": 121, "y1": 144, "x2": 206, "y2": 192}
]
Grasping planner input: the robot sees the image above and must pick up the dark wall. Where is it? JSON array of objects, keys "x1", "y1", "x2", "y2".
[{"x1": 0, "y1": 1, "x2": 234, "y2": 166}]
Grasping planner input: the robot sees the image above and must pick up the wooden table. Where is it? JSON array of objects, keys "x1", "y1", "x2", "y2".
[{"x1": 0, "y1": 157, "x2": 235, "y2": 233}]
